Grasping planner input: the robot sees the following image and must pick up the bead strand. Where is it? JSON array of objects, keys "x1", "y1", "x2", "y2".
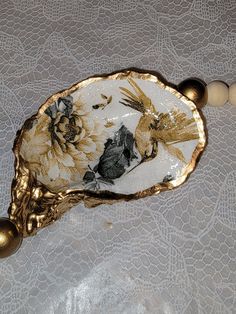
[{"x1": 178, "y1": 79, "x2": 236, "y2": 108}]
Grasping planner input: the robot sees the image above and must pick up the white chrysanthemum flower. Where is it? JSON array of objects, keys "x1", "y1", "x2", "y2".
[{"x1": 20, "y1": 98, "x2": 107, "y2": 192}]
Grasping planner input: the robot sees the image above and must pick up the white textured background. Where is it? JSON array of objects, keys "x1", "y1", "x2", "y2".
[{"x1": 0, "y1": 1, "x2": 236, "y2": 313}]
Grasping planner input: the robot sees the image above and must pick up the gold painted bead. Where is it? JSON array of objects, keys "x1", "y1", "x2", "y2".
[
  {"x1": 0, "y1": 218, "x2": 22, "y2": 258},
  {"x1": 178, "y1": 78, "x2": 208, "y2": 108}
]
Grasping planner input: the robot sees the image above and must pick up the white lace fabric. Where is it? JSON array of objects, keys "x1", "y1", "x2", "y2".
[{"x1": 0, "y1": 1, "x2": 235, "y2": 313}]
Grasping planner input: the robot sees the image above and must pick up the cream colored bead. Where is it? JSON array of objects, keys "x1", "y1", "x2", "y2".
[
  {"x1": 207, "y1": 81, "x2": 228, "y2": 107},
  {"x1": 229, "y1": 83, "x2": 236, "y2": 107}
]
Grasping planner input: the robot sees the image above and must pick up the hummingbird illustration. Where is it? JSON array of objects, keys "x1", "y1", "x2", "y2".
[{"x1": 119, "y1": 78, "x2": 199, "y2": 166}]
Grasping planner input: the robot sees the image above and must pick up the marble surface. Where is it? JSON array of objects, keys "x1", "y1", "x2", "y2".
[{"x1": 0, "y1": 1, "x2": 235, "y2": 313}]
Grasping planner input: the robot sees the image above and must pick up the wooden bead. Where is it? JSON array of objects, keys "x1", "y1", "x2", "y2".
[
  {"x1": 229, "y1": 83, "x2": 236, "y2": 107},
  {"x1": 207, "y1": 81, "x2": 228, "y2": 107}
]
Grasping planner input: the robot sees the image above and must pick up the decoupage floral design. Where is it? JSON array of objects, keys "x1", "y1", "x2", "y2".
[
  {"x1": 20, "y1": 78, "x2": 200, "y2": 193},
  {"x1": 81, "y1": 79, "x2": 199, "y2": 191},
  {"x1": 20, "y1": 96, "x2": 107, "y2": 191},
  {"x1": 83, "y1": 125, "x2": 138, "y2": 190}
]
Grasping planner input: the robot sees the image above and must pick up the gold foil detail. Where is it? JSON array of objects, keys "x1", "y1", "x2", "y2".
[{"x1": 8, "y1": 70, "x2": 206, "y2": 237}]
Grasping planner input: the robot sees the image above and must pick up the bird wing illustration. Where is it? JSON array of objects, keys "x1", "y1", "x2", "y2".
[
  {"x1": 153, "y1": 110, "x2": 199, "y2": 144},
  {"x1": 120, "y1": 78, "x2": 157, "y2": 114}
]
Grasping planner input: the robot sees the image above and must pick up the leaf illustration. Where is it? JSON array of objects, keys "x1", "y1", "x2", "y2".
[
  {"x1": 97, "y1": 177, "x2": 114, "y2": 185},
  {"x1": 163, "y1": 174, "x2": 174, "y2": 183},
  {"x1": 101, "y1": 94, "x2": 108, "y2": 99},
  {"x1": 162, "y1": 143, "x2": 186, "y2": 163},
  {"x1": 93, "y1": 164, "x2": 99, "y2": 172},
  {"x1": 57, "y1": 96, "x2": 73, "y2": 117},
  {"x1": 97, "y1": 125, "x2": 137, "y2": 180},
  {"x1": 93, "y1": 104, "x2": 105, "y2": 110},
  {"x1": 92, "y1": 95, "x2": 112, "y2": 110},
  {"x1": 45, "y1": 96, "x2": 73, "y2": 119},
  {"x1": 107, "y1": 96, "x2": 112, "y2": 104},
  {"x1": 83, "y1": 171, "x2": 96, "y2": 183}
]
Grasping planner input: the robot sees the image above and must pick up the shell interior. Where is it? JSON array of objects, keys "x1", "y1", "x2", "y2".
[{"x1": 19, "y1": 71, "x2": 206, "y2": 197}]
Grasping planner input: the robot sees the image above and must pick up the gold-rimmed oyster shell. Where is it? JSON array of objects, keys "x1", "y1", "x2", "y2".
[{"x1": 9, "y1": 70, "x2": 206, "y2": 237}]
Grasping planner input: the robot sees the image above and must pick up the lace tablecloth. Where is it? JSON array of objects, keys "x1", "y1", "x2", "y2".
[{"x1": 0, "y1": 1, "x2": 235, "y2": 313}]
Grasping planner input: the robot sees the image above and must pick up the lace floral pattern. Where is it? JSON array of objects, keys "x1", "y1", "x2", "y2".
[{"x1": 0, "y1": 0, "x2": 235, "y2": 313}]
